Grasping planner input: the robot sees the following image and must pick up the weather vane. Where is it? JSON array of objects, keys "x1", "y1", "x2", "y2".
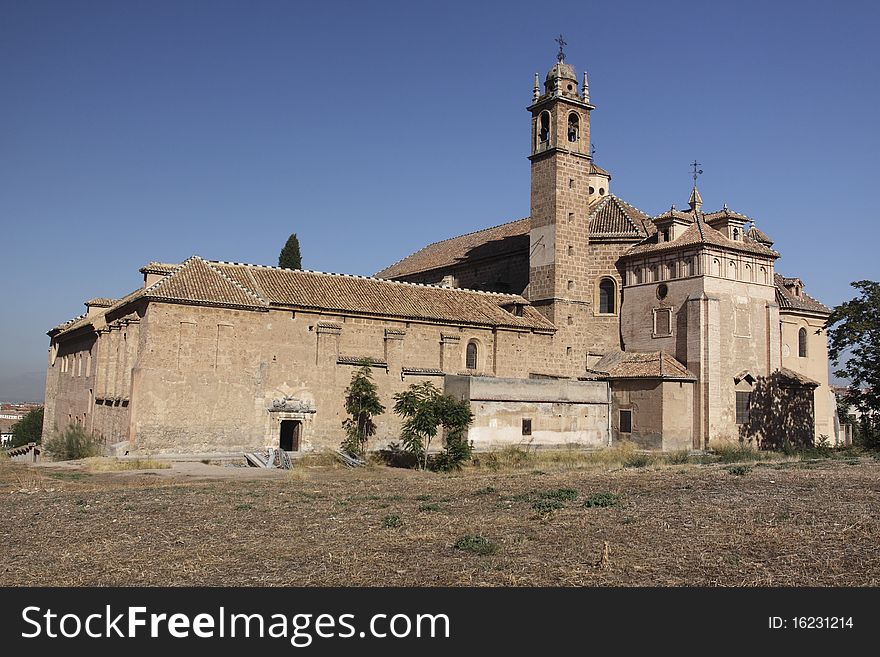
[
  {"x1": 555, "y1": 34, "x2": 567, "y2": 62},
  {"x1": 591, "y1": 143, "x2": 596, "y2": 158},
  {"x1": 691, "y1": 160, "x2": 703, "y2": 184}
]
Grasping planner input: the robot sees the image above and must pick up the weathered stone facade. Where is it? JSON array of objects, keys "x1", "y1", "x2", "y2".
[{"x1": 43, "y1": 53, "x2": 837, "y2": 454}]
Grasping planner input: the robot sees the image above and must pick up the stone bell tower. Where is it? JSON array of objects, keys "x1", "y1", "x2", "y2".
[{"x1": 527, "y1": 40, "x2": 598, "y2": 373}]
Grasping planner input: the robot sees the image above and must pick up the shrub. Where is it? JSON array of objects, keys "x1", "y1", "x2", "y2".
[
  {"x1": 382, "y1": 514, "x2": 403, "y2": 528},
  {"x1": 531, "y1": 499, "x2": 564, "y2": 513},
  {"x1": 623, "y1": 452, "x2": 655, "y2": 468},
  {"x1": 43, "y1": 424, "x2": 103, "y2": 461},
  {"x1": 664, "y1": 450, "x2": 691, "y2": 465},
  {"x1": 539, "y1": 488, "x2": 578, "y2": 502},
  {"x1": 418, "y1": 503, "x2": 441, "y2": 512},
  {"x1": 583, "y1": 492, "x2": 622, "y2": 508},
  {"x1": 453, "y1": 534, "x2": 498, "y2": 555},
  {"x1": 727, "y1": 464, "x2": 752, "y2": 476}
]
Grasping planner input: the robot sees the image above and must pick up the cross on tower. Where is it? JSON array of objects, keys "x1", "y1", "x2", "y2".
[
  {"x1": 691, "y1": 160, "x2": 703, "y2": 184},
  {"x1": 555, "y1": 34, "x2": 567, "y2": 62}
]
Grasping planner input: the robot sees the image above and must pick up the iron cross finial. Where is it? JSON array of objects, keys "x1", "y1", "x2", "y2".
[
  {"x1": 691, "y1": 160, "x2": 703, "y2": 184},
  {"x1": 555, "y1": 34, "x2": 567, "y2": 62}
]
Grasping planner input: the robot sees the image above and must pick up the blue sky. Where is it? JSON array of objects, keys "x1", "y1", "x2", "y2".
[{"x1": 1, "y1": 0, "x2": 878, "y2": 400}]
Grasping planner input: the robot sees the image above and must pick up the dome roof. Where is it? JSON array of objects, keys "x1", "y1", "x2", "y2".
[{"x1": 545, "y1": 61, "x2": 577, "y2": 82}]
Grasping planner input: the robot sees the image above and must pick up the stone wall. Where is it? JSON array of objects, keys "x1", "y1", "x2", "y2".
[
  {"x1": 125, "y1": 302, "x2": 555, "y2": 454},
  {"x1": 780, "y1": 311, "x2": 834, "y2": 442},
  {"x1": 444, "y1": 375, "x2": 610, "y2": 449}
]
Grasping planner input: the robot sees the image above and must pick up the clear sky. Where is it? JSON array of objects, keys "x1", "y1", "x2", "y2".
[{"x1": 2, "y1": 0, "x2": 878, "y2": 401}]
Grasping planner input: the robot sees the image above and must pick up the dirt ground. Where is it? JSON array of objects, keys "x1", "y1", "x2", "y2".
[{"x1": 1, "y1": 455, "x2": 878, "y2": 586}]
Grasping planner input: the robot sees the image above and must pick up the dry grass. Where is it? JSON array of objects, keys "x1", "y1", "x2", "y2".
[
  {"x1": 1, "y1": 452, "x2": 878, "y2": 586},
  {"x1": 81, "y1": 457, "x2": 171, "y2": 471}
]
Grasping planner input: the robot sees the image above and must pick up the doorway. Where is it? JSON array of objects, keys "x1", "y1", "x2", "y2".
[{"x1": 279, "y1": 420, "x2": 301, "y2": 451}]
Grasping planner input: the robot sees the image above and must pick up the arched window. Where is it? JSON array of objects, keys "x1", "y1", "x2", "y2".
[
  {"x1": 539, "y1": 111, "x2": 550, "y2": 144},
  {"x1": 599, "y1": 278, "x2": 616, "y2": 314},
  {"x1": 567, "y1": 113, "x2": 579, "y2": 142},
  {"x1": 466, "y1": 341, "x2": 478, "y2": 370},
  {"x1": 798, "y1": 328, "x2": 807, "y2": 358},
  {"x1": 733, "y1": 228, "x2": 740, "y2": 241}
]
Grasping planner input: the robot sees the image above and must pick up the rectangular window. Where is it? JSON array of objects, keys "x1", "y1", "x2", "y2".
[
  {"x1": 736, "y1": 391, "x2": 752, "y2": 425},
  {"x1": 619, "y1": 410, "x2": 632, "y2": 434},
  {"x1": 653, "y1": 308, "x2": 672, "y2": 337},
  {"x1": 568, "y1": 212, "x2": 574, "y2": 223},
  {"x1": 522, "y1": 418, "x2": 532, "y2": 436}
]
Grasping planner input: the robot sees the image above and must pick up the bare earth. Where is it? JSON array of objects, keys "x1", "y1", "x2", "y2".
[{"x1": 2, "y1": 456, "x2": 878, "y2": 586}]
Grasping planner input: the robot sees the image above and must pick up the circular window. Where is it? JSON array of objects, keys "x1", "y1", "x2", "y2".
[
  {"x1": 567, "y1": 84, "x2": 573, "y2": 91},
  {"x1": 589, "y1": 186, "x2": 595, "y2": 194},
  {"x1": 657, "y1": 283, "x2": 668, "y2": 300},
  {"x1": 599, "y1": 188, "x2": 605, "y2": 196}
]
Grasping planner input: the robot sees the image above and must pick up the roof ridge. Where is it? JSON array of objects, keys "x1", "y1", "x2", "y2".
[
  {"x1": 144, "y1": 256, "x2": 268, "y2": 307},
  {"x1": 211, "y1": 260, "x2": 526, "y2": 299},
  {"x1": 377, "y1": 217, "x2": 530, "y2": 275}
]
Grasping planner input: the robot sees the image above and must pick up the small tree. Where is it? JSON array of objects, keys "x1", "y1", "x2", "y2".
[
  {"x1": 341, "y1": 361, "x2": 385, "y2": 457},
  {"x1": 43, "y1": 423, "x2": 103, "y2": 460},
  {"x1": 278, "y1": 233, "x2": 302, "y2": 270},
  {"x1": 826, "y1": 280, "x2": 880, "y2": 450},
  {"x1": 10, "y1": 407, "x2": 44, "y2": 448},
  {"x1": 393, "y1": 381, "x2": 473, "y2": 471}
]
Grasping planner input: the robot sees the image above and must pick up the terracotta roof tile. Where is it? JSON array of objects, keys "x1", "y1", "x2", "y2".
[
  {"x1": 625, "y1": 213, "x2": 779, "y2": 258},
  {"x1": 143, "y1": 257, "x2": 269, "y2": 310},
  {"x1": 746, "y1": 224, "x2": 774, "y2": 246},
  {"x1": 779, "y1": 367, "x2": 820, "y2": 387},
  {"x1": 52, "y1": 257, "x2": 557, "y2": 335},
  {"x1": 588, "y1": 195, "x2": 650, "y2": 239},
  {"x1": 704, "y1": 207, "x2": 752, "y2": 223},
  {"x1": 51, "y1": 286, "x2": 146, "y2": 337},
  {"x1": 215, "y1": 261, "x2": 553, "y2": 330},
  {"x1": 375, "y1": 218, "x2": 530, "y2": 279},
  {"x1": 774, "y1": 273, "x2": 831, "y2": 314},
  {"x1": 85, "y1": 297, "x2": 116, "y2": 308},
  {"x1": 376, "y1": 193, "x2": 652, "y2": 279},
  {"x1": 590, "y1": 351, "x2": 696, "y2": 380}
]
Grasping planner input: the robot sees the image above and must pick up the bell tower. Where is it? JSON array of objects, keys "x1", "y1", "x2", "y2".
[{"x1": 527, "y1": 42, "x2": 597, "y2": 372}]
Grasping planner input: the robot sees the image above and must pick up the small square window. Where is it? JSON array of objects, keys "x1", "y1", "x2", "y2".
[
  {"x1": 568, "y1": 213, "x2": 574, "y2": 223},
  {"x1": 522, "y1": 418, "x2": 532, "y2": 436},
  {"x1": 619, "y1": 410, "x2": 632, "y2": 434}
]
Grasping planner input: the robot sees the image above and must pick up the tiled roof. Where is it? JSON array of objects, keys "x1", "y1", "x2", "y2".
[
  {"x1": 588, "y1": 195, "x2": 650, "y2": 239},
  {"x1": 590, "y1": 351, "x2": 696, "y2": 380},
  {"x1": 143, "y1": 256, "x2": 270, "y2": 310},
  {"x1": 52, "y1": 256, "x2": 557, "y2": 336},
  {"x1": 85, "y1": 297, "x2": 116, "y2": 308},
  {"x1": 625, "y1": 213, "x2": 779, "y2": 258},
  {"x1": 375, "y1": 218, "x2": 530, "y2": 279},
  {"x1": 589, "y1": 162, "x2": 611, "y2": 177},
  {"x1": 214, "y1": 260, "x2": 553, "y2": 329},
  {"x1": 774, "y1": 273, "x2": 831, "y2": 314},
  {"x1": 51, "y1": 286, "x2": 145, "y2": 336},
  {"x1": 746, "y1": 225, "x2": 774, "y2": 245},
  {"x1": 704, "y1": 206, "x2": 752, "y2": 223},
  {"x1": 139, "y1": 262, "x2": 177, "y2": 276},
  {"x1": 376, "y1": 193, "x2": 651, "y2": 279},
  {"x1": 779, "y1": 367, "x2": 820, "y2": 387}
]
